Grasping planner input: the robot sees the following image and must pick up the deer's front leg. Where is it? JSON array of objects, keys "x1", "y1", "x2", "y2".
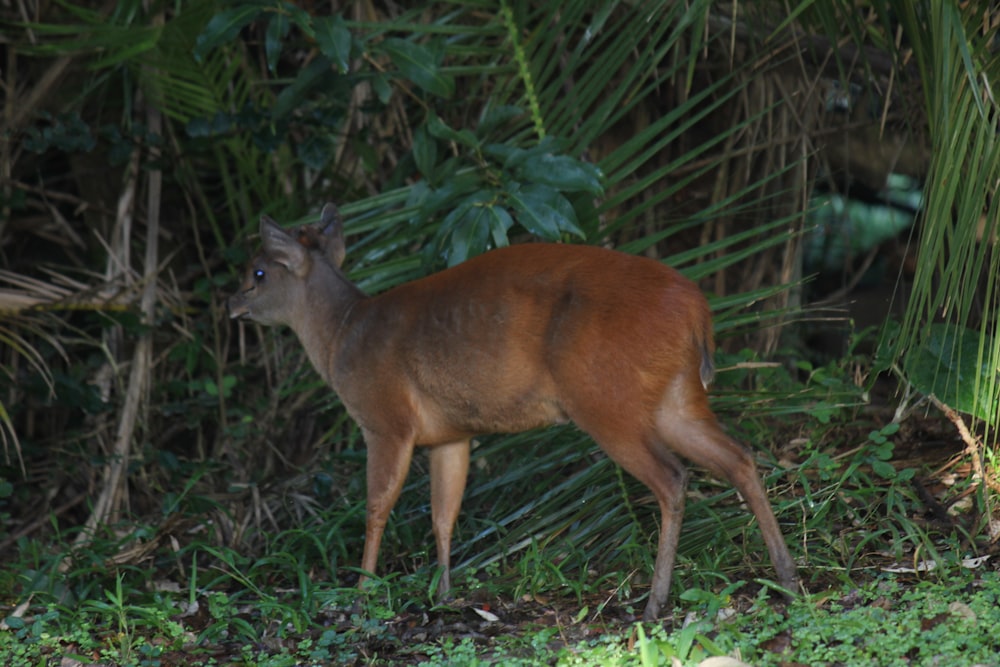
[
  {"x1": 428, "y1": 440, "x2": 471, "y2": 597},
  {"x1": 358, "y1": 431, "x2": 416, "y2": 589}
]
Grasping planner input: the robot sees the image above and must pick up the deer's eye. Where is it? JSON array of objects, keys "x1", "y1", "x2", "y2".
[{"x1": 253, "y1": 269, "x2": 265, "y2": 282}]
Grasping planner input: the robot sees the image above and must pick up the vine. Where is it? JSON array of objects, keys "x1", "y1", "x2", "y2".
[{"x1": 500, "y1": 0, "x2": 545, "y2": 140}]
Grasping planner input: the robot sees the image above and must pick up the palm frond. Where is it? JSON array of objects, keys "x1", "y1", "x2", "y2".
[{"x1": 889, "y1": 3, "x2": 1000, "y2": 437}]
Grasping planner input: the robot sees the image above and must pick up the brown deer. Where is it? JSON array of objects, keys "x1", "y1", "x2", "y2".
[{"x1": 228, "y1": 203, "x2": 798, "y2": 620}]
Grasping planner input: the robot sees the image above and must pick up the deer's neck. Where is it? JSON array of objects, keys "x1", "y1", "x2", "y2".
[{"x1": 291, "y1": 267, "x2": 366, "y2": 387}]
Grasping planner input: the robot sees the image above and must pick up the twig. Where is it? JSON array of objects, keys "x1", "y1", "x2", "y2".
[
  {"x1": 71, "y1": 137, "x2": 141, "y2": 553},
  {"x1": 929, "y1": 394, "x2": 1000, "y2": 496},
  {"x1": 73, "y1": 92, "x2": 163, "y2": 549}
]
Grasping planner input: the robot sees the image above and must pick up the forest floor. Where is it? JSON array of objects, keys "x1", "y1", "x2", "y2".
[{"x1": 3, "y1": 411, "x2": 999, "y2": 666}]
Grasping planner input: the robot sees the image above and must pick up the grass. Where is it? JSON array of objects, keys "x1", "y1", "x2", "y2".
[
  {"x1": 4, "y1": 567, "x2": 1000, "y2": 665},
  {"x1": 2, "y1": 345, "x2": 995, "y2": 665},
  {"x1": 4, "y1": 464, "x2": 994, "y2": 667}
]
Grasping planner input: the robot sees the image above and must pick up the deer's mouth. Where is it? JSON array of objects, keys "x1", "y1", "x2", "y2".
[{"x1": 226, "y1": 296, "x2": 250, "y2": 319}]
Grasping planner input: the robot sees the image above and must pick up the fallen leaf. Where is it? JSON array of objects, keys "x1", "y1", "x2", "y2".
[
  {"x1": 472, "y1": 607, "x2": 500, "y2": 623},
  {"x1": 697, "y1": 657, "x2": 752, "y2": 667}
]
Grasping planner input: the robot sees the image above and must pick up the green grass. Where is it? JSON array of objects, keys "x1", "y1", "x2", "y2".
[
  {"x1": 3, "y1": 570, "x2": 999, "y2": 665},
  {"x1": 2, "y1": 346, "x2": 994, "y2": 666}
]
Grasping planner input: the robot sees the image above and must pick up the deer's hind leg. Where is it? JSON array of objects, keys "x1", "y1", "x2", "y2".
[{"x1": 654, "y1": 409, "x2": 798, "y2": 596}]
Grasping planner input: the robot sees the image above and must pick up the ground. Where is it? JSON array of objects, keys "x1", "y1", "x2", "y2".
[{"x1": 3, "y1": 410, "x2": 998, "y2": 666}]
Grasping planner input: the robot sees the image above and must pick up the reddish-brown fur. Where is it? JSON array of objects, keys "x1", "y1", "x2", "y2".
[{"x1": 228, "y1": 203, "x2": 798, "y2": 620}]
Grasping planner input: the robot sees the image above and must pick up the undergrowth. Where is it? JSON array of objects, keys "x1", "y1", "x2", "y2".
[
  {"x1": 2, "y1": 2, "x2": 998, "y2": 665},
  {"x1": 3, "y1": 569, "x2": 999, "y2": 665},
  {"x1": 4, "y1": 343, "x2": 996, "y2": 667},
  {"x1": 3, "y1": 354, "x2": 995, "y2": 666}
]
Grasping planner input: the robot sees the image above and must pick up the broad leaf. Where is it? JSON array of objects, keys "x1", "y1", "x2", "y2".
[
  {"x1": 381, "y1": 38, "x2": 454, "y2": 99},
  {"x1": 482, "y1": 142, "x2": 523, "y2": 164},
  {"x1": 505, "y1": 183, "x2": 583, "y2": 240},
  {"x1": 442, "y1": 202, "x2": 490, "y2": 267},
  {"x1": 903, "y1": 323, "x2": 1000, "y2": 425},
  {"x1": 419, "y1": 171, "x2": 482, "y2": 218},
  {"x1": 297, "y1": 134, "x2": 334, "y2": 170},
  {"x1": 264, "y1": 12, "x2": 289, "y2": 74},
  {"x1": 428, "y1": 114, "x2": 478, "y2": 149},
  {"x1": 438, "y1": 192, "x2": 515, "y2": 265},
  {"x1": 194, "y1": 6, "x2": 261, "y2": 62},
  {"x1": 411, "y1": 124, "x2": 438, "y2": 181},
  {"x1": 517, "y1": 153, "x2": 603, "y2": 193},
  {"x1": 271, "y1": 56, "x2": 332, "y2": 121},
  {"x1": 485, "y1": 205, "x2": 514, "y2": 248},
  {"x1": 478, "y1": 104, "x2": 527, "y2": 137},
  {"x1": 313, "y1": 14, "x2": 351, "y2": 72}
]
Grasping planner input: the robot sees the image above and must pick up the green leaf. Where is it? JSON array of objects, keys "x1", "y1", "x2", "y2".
[
  {"x1": 297, "y1": 134, "x2": 334, "y2": 170},
  {"x1": 271, "y1": 56, "x2": 331, "y2": 121},
  {"x1": 194, "y1": 6, "x2": 262, "y2": 62},
  {"x1": 485, "y1": 205, "x2": 513, "y2": 248},
  {"x1": 478, "y1": 104, "x2": 526, "y2": 137},
  {"x1": 871, "y1": 460, "x2": 897, "y2": 480},
  {"x1": 881, "y1": 422, "x2": 901, "y2": 436},
  {"x1": 313, "y1": 14, "x2": 351, "y2": 72},
  {"x1": 2, "y1": 615, "x2": 24, "y2": 630},
  {"x1": 903, "y1": 323, "x2": 1000, "y2": 424},
  {"x1": 459, "y1": 197, "x2": 509, "y2": 248},
  {"x1": 482, "y1": 142, "x2": 524, "y2": 164},
  {"x1": 434, "y1": 191, "x2": 512, "y2": 266},
  {"x1": 505, "y1": 183, "x2": 584, "y2": 240},
  {"x1": 405, "y1": 180, "x2": 431, "y2": 216},
  {"x1": 428, "y1": 114, "x2": 478, "y2": 149},
  {"x1": 444, "y1": 209, "x2": 490, "y2": 267},
  {"x1": 381, "y1": 38, "x2": 454, "y2": 99},
  {"x1": 516, "y1": 153, "x2": 603, "y2": 193},
  {"x1": 411, "y1": 124, "x2": 438, "y2": 180},
  {"x1": 419, "y1": 172, "x2": 483, "y2": 218},
  {"x1": 24, "y1": 113, "x2": 96, "y2": 153},
  {"x1": 264, "y1": 12, "x2": 289, "y2": 74},
  {"x1": 278, "y1": 2, "x2": 313, "y2": 35},
  {"x1": 372, "y1": 73, "x2": 392, "y2": 104}
]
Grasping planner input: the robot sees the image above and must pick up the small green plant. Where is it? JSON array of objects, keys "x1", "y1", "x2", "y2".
[
  {"x1": 745, "y1": 571, "x2": 1000, "y2": 666},
  {"x1": 76, "y1": 573, "x2": 183, "y2": 665},
  {"x1": 455, "y1": 560, "x2": 506, "y2": 601},
  {"x1": 513, "y1": 539, "x2": 593, "y2": 607},
  {"x1": 2, "y1": 593, "x2": 185, "y2": 667},
  {"x1": 864, "y1": 421, "x2": 912, "y2": 481}
]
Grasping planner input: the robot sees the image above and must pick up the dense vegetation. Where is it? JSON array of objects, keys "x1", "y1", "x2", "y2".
[{"x1": 1, "y1": 1, "x2": 998, "y2": 664}]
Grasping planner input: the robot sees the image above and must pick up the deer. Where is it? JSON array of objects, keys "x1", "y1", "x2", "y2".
[{"x1": 227, "y1": 203, "x2": 798, "y2": 621}]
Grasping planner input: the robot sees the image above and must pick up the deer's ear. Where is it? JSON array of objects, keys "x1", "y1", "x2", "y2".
[
  {"x1": 319, "y1": 203, "x2": 347, "y2": 268},
  {"x1": 260, "y1": 216, "x2": 309, "y2": 276}
]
